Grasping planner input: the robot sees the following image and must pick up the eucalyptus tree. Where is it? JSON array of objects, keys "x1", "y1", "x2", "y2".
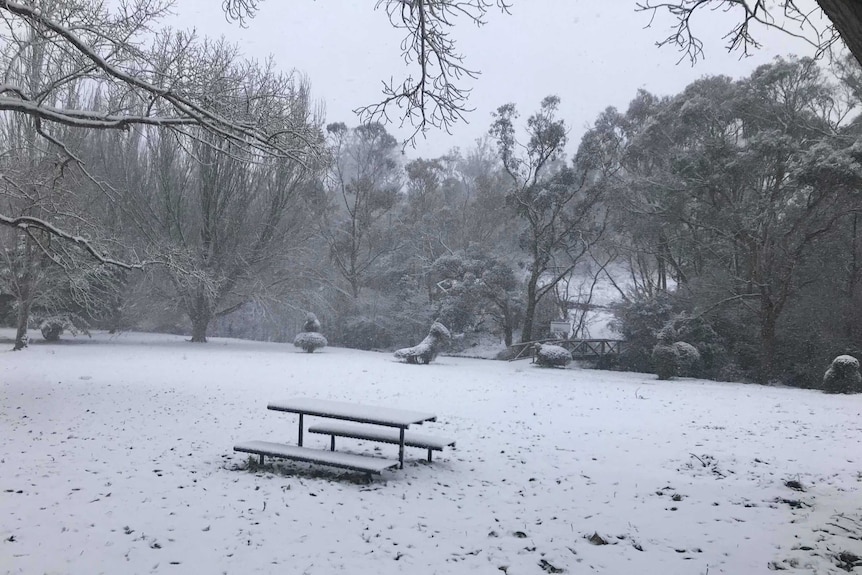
[
  {"x1": 321, "y1": 122, "x2": 402, "y2": 300},
  {"x1": 490, "y1": 96, "x2": 608, "y2": 342},
  {"x1": 454, "y1": 139, "x2": 518, "y2": 253},
  {"x1": 607, "y1": 57, "x2": 862, "y2": 382}
]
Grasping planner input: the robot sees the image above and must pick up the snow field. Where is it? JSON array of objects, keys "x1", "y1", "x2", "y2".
[{"x1": 1, "y1": 330, "x2": 860, "y2": 574}]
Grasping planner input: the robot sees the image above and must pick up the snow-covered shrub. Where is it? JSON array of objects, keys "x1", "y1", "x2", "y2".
[
  {"x1": 533, "y1": 343, "x2": 572, "y2": 368},
  {"x1": 611, "y1": 292, "x2": 676, "y2": 373},
  {"x1": 294, "y1": 332, "x2": 328, "y2": 353},
  {"x1": 652, "y1": 343, "x2": 679, "y2": 380},
  {"x1": 38, "y1": 313, "x2": 89, "y2": 342},
  {"x1": 652, "y1": 340, "x2": 701, "y2": 380},
  {"x1": 302, "y1": 314, "x2": 321, "y2": 333},
  {"x1": 394, "y1": 321, "x2": 450, "y2": 364},
  {"x1": 651, "y1": 340, "x2": 702, "y2": 380},
  {"x1": 822, "y1": 355, "x2": 862, "y2": 394},
  {"x1": 672, "y1": 341, "x2": 701, "y2": 376},
  {"x1": 293, "y1": 313, "x2": 327, "y2": 353}
]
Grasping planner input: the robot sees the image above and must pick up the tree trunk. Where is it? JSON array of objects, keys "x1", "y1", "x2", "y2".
[
  {"x1": 13, "y1": 297, "x2": 32, "y2": 351},
  {"x1": 818, "y1": 0, "x2": 862, "y2": 67},
  {"x1": 758, "y1": 310, "x2": 778, "y2": 385},
  {"x1": 188, "y1": 291, "x2": 212, "y2": 343},
  {"x1": 502, "y1": 301, "x2": 514, "y2": 347},
  {"x1": 190, "y1": 314, "x2": 209, "y2": 343},
  {"x1": 848, "y1": 214, "x2": 860, "y2": 340},
  {"x1": 520, "y1": 274, "x2": 539, "y2": 343},
  {"x1": 657, "y1": 231, "x2": 668, "y2": 292}
]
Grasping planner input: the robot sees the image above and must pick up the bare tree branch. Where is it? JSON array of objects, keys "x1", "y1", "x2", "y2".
[
  {"x1": 636, "y1": 0, "x2": 844, "y2": 64},
  {"x1": 355, "y1": 0, "x2": 512, "y2": 146}
]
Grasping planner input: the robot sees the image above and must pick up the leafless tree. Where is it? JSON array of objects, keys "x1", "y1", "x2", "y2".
[
  {"x1": 0, "y1": 0, "x2": 321, "y2": 261},
  {"x1": 86, "y1": 61, "x2": 324, "y2": 342},
  {"x1": 637, "y1": 1, "x2": 862, "y2": 66},
  {"x1": 224, "y1": 0, "x2": 512, "y2": 145}
]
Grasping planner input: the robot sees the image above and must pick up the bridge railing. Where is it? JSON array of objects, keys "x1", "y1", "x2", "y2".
[{"x1": 507, "y1": 339, "x2": 625, "y2": 361}]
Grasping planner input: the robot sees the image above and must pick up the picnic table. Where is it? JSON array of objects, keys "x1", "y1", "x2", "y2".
[
  {"x1": 267, "y1": 398, "x2": 438, "y2": 469},
  {"x1": 234, "y1": 397, "x2": 454, "y2": 474}
]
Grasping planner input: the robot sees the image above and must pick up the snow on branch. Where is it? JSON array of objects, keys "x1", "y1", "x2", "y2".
[
  {"x1": 0, "y1": 213, "x2": 142, "y2": 270},
  {"x1": 0, "y1": 2, "x2": 318, "y2": 160}
]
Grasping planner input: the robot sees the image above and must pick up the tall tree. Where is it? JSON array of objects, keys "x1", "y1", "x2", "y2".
[
  {"x1": 0, "y1": 1, "x2": 322, "y2": 262},
  {"x1": 490, "y1": 96, "x2": 608, "y2": 342},
  {"x1": 0, "y1": 0, "x2": 112, "y2": 349},
  {"x1": 322, "y1": 122, "x2": 402, "y2": 300},
  {"x1": 90, "y1": 54, "x2": 323, "y2": 343},
  {"x1": 606, "y1": 57, "x2": 862, "y2": 382}
]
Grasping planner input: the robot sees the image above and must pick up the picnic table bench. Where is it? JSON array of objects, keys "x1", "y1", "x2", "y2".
[
  {"x1": 307, "y1": 421, "x2": 455, "y2": 462},
  {"x1": 233, "y1": 440, "x2": 398, "y2": 474},
  {"x1": 233, "y1": 397, "x2": 454, "y2": 474}
]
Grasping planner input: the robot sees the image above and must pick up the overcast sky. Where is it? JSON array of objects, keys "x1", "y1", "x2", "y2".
[{"x1": 169, "y1": 1, "x2": 827, "y2": 158}]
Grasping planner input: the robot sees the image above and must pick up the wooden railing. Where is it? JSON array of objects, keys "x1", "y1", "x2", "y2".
[{"x1": 508, "y1": 339, "x2": 624, "y2": 361}]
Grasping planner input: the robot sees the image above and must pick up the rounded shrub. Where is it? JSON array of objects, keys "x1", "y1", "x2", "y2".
[
  {"x1": 672, "y1": 341, "x2": 701, "y2": 376},
  {"x1": 652, "y1": 343, "x2": 679, "y2": 380},
  {"x1": 293, "y1": 332, "x2": 328, "y2": 353},
  {"x1": 533, "y1": 343, "x2": 572, "y2": 368},
  {"x1": 293, "y1": 312, "x2": 327, "y2": 353},
  {"x1": 823, "y1": 355, "x2": 862, "y2": 394}
]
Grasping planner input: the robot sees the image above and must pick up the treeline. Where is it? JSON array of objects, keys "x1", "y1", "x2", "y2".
[{"x1": 2, "y1": 33, "x2": 861, "y2": 388}]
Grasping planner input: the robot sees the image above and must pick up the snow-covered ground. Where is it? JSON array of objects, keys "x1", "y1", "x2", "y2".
[{"x1": 1, "y1": 330, "x2": 861, "y2": 575}]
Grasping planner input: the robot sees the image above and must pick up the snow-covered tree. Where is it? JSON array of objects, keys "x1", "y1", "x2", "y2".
[
  {"x1": 490, "y1": 96, "x2": 607, "y2": 343},
  {"x1": 394, "y1": 321, "x2": 451, "y2": 364},
  {"x1": 321, "y1": 122, "x2": 401, "y2": 300}
]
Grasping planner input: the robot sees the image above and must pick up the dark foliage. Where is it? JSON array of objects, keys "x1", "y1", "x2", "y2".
[{"x1": 823, "y1": 355, "x2": 862, "y2": 394}]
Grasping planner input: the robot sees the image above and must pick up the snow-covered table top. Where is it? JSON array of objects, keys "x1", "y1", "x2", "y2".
[{"x1": 267, "y1": 397, "x2": 437, "y2": 428}]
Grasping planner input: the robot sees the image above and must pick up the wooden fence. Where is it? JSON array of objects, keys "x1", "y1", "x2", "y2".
[{"x1": 508, "y1": 339, "x2": 624, "y2": 361}]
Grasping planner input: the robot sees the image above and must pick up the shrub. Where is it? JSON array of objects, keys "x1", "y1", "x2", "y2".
[
  {"x1": 652, "y1": 343, "x2": 679, "y2": 380},
  {"x1": 611, "y1": 292, "x2": 677, "y2": 373},
  {"x1": 302, "y1": 314, "x2": 321, "y2": 333},
  {"x1": 649, "y1": 312, "x2": 725, "y2": 376},
  {"x1": 672, "y1": 341, "x2": 701, "y2": 376},
  {"x1": 293, "y1": 312, "x2": 327, "y2": 353},
  {"x1": 652, "y1": 340, "x2": 701, "y2": 380},
  {"x1": 394, "y1": 321, "x2": 451, "y2": 364},
  {"x1": 293, "y1": 332, "x2": 328, "y2": 353},
  {"x1": 822, "y1": 355, "x2": 862, "y2": 394},
  {"x1": 37, "y1": 313, "x2": 89, "y2": 342},
  {"x1": 533, "y1": 343, "x2": 572, "y2": 368}
]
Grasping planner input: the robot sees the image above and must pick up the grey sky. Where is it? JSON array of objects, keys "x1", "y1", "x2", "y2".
[{"x1": 170, "y1": 1, "x2": 825, "y2": 158}]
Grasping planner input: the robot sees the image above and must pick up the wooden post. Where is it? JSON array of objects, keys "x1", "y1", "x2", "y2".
[{"x1": 298, "y1": 413, "x2": 304, "y2": 447}]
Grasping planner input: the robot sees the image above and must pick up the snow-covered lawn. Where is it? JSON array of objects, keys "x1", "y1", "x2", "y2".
[{"x1": 1, "y1": 330, "x2": 861, "y2": 575}]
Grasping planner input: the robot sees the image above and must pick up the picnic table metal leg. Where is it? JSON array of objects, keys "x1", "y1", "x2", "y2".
[
  {"x1": 330, "y1": 435, "x2": 335, "y2": 451},
  {"x1": 399, "y1": 427, "x2": 405, "y2": 469},
  {"x1": 298, "y1": 413, "x2": 304, "y2": 447}
]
